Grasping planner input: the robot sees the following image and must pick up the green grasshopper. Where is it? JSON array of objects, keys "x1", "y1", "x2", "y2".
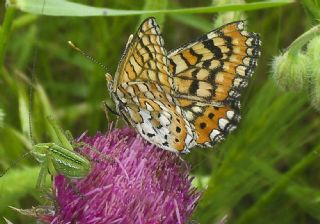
[
  {"x1": 31, "y1": 115, "x2": 92, "y2": 190},
  {"x1": 0, "y1": 85, "x2": 103, "y2": 192}
]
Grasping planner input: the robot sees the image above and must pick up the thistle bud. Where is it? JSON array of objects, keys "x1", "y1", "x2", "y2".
[
  {"x1": 306, "y1": 36, "x2": 320, "y2": 110},
  {"x1": 310, "y1": 67, "x2": 320, "y2": 111},
  {"x1": 272, "y1": 51, "x2": 309, "y2": 91}
]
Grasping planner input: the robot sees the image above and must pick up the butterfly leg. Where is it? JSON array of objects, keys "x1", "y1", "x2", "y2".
[
  {"x1": 74, "y1": 141, "x2": 114, "y2": 164},
  {"x1": 103, "y1": 101, "x2": 119, "y2": 116},
  {"x1": 36, "y1": 159, "x2": 49, "y2": 191},
  {"x1": 65, "y1": 178, "x2": 85, "y2": 200}
]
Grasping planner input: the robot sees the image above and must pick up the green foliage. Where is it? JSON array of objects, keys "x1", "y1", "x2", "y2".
[
  {"x1": 0, "y1": 108, "x2": 4, "y2": 128},
  {"x1": 0, "y1": 167, "x2": 40, "y2": 223},
  {"x1": 0, "y1": 0, "x2": 319, "y2": 223},
  {"x1": 7, "y1": 0, "x2": 294, "y2": 17}
]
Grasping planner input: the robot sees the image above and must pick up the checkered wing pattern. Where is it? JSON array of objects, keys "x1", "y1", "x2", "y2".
[
  {"x1": 168, "y1": 21, "x2": 261, "y2": 147},
  {"x1": 111, "y1": 18, "x2": 196, "y2": 153},
  {"x1": 109, "y1": 18, "x2": 261, "y2": 152},
  {"x1": 113, "y1": 17, "x2": 173, "y2": 92}
]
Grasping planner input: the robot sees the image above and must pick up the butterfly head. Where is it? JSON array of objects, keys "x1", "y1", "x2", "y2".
[{"x1": 105, "y1": 73, "x2": 114, "y2": 92}]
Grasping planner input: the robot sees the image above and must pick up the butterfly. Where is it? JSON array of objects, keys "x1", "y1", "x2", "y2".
[{"x1": 105, "y1": 17, "x2": 261, "y2": 153}]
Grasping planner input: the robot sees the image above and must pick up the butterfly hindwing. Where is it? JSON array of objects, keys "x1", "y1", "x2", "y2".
[
  {"x1": 176, "y1": 98, "x2": 240, "y2": 146},
  {"x1": 116, "y1": 82, "x2": 195, "y2": 152}
]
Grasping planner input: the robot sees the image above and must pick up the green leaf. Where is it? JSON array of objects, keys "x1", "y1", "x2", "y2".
[
  {"x1": 0, "y1": 108, "x2": 4, "y2": 128},
  {"x1": 7, "y1": 0, "x2": 294, "y2": 17},
  {"x1": 0, "y1": 167, "x2": 40, "y2": 211}
]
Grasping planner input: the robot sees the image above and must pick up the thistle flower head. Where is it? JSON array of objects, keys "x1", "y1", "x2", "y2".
[{"x1": 46, "y1": 127, "x2": 200, "y2": 223}]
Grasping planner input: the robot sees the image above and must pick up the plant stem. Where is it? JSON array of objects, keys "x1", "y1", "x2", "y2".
[{"x1": 287, "y1": 24, "x2": 320, "y2": 56}]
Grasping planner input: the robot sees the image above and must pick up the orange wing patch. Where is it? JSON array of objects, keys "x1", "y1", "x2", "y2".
[
  {"x1": 176, "y1": 99, "x2": 240, "y2": 147},
  {"x1": 193, "y1": 106, "x2": 238, "y2": 145}
]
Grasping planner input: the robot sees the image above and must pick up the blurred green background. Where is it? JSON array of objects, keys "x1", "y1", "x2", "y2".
[{"x1": 0, "y1": 0, "x2": 320, "y2": 223}]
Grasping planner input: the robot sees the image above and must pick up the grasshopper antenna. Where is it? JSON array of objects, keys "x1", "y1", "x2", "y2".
[
  {"x1": 0, "y1": 151, "x2": 36, "y2": 177},
  {"x1": 28, "y1": 48, "x2": 37, "y2": 145},
  {"x1": 0, "y1": 50, "x2": 38, "y2": 177},
  {"x1": 68, "y1": 41, "x2": 109, "y2": 72}
]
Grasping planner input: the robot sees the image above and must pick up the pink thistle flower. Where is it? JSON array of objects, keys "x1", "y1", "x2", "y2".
[{"x1": 48, "y1": 127, "x2": 200, "y2": 224}]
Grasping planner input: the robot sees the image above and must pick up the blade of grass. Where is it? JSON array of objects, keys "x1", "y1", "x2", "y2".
[
  {"x1": 12, "y1": 14, "x2": 38, "y2": 31},
  {"x1": 0, "y1": 7, "x2": 15, "y2": 70},
  {"x1": 237, "y1": 144, "x2": 320, "y2": 223},
  {"x1": 286, "y1": 185, "x2": 320, "y2": 221},
  {"x1": 7, "y1": 0, "x2": 294, "y2": 17},
  {"x1": 169, "y1": 14, "x2": 212, "y2": 32}
]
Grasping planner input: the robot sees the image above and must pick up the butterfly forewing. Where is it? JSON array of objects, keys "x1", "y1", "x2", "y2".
[
  {"x1": 109, "y1": 18, "x2": 261, "y2": 153},
  {"x1": 113, "y1": 18, "x2": 173, "y2": 92},
  {"x1": 111, "y1": 18, "x2": 195, "y2": 152},
  {"x1": 168, "y1": 21, "x2": 260, "y2": 103}
]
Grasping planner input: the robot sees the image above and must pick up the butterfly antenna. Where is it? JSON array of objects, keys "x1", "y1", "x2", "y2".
[{"x1": 68, "y1": 41, "x2": 109, "y2": 72}]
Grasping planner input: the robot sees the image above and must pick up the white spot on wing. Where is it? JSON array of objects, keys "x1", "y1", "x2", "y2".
[
  {"x1": 137, "y1": 83, "x2": 148, "y2": 92},
  {"x1": 243, "y1": 57, "x2": 251, "y2": 66},
  {"x1": 192, "y1": 106, "x2": 202, "y2": 113},
  {"x1": 145, "y1": 103, "x2": 154, "y2": 111},
  {"x1": 237, "y1": 21, "x2": 245, "y2": 30},
  {"x1": 218, "y1": 118, "x2": 229, "y2": 130},
  {"x1": 210, "y1": 129, "x2": 221, "y2": 140},
  {"x1": 226, "y1": 111, "x2": 235, "y2": 120},
  {"x1": 229, "y1": 125, "x2": 237, "y2": 132},
  {"x1": 159, "y1": 114, "x2": 170, "y2": 126},
  {"x1": 185, "y1": 111, "x2": 194, "y2": 121},
  {"x1": 236, "y1": 65, "x2": 246, "y2": 76},
  {"x1": 233, "y1": 78, "x2": 242, "y2": 87}
]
